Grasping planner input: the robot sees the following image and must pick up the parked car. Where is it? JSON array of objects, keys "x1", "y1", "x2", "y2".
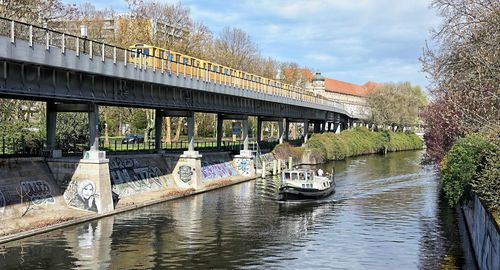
[{"x1": 121, "y1": 134, "x2": 144, "y2": 144}]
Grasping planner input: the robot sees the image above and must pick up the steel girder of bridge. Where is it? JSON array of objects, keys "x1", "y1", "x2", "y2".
[{"x1": 0, "y1": 33, "x2": 349, "y2": 122}]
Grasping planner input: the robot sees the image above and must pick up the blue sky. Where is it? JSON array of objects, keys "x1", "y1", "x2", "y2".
[{"x1": 66, "y1": 0, "x2": 440, "y2": 88}]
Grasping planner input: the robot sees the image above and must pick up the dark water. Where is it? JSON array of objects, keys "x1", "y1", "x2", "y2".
[{"x1": 0, "y1": 151, "x2": 468, "y2": 269}]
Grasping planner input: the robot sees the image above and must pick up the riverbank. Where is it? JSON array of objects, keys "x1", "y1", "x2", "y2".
[
  {"x1": 0, "y1": 172, "x2": 257, "y2": 244},
  {"x1": 0, "y1": 151, "x2": 258, "y2": 244},
  {"x1": 273, "y1": 127, "x2": 423, "y2": 164}
]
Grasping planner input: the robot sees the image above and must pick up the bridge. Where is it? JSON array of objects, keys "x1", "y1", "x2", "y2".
[{"x1": 0, "y1": 17, "x2": 353, "y2": 158}]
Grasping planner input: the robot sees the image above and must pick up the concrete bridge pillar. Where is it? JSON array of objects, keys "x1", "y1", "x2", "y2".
[
  {"x1": 154, "y1": 109, "x2": 163, "y2": 152},
  {"x1": 88, "y1": 103, "x2": 99, "y2": 149},
  {"x1": 186, "y1": 112, "x2": 195, "y2": 153},
  {"x1": 256, "y1": 117, "x2": 263, "y2": 146},
  {"x1": 303, "y1": 120, "x2": 309, "y2": 143},
  {"x1": 216, "y1": 113, "x2": 223, "y2": 150},
  {"x1": 279, "y1": 119, "x2": 284, "y2": 144},
  {"x1": 172, "y1": 111, "x2": 203, "y2": 190},
  {"x1": 284, "y1": 118, "x2": 290, "y2": 141},
  {"x1": 46, "y1": 101, "x2": 57, "y2": 151},
  {"x1": 235, "y1": 115, "x2": 254, "y2": 177},
  {"x1": 242, "y1": 117, "x2": 249, "y2": 152},
  {"x1": 313, "y1": 122, "x2": 321, "y2": 133}
]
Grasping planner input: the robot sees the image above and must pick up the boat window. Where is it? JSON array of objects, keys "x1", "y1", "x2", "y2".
[
  {"x1": 302, "y1": 184, "x2": 305, "y2": 188},
  {"x1": 299, "y1": 173, "x2": 306, "y2": 181},
  {"x1": 291, "y1": 173, "x2": 299, "y2": 180},
  {"x1": 284, "y1": 172, "x2": 291, "y2": 180}
]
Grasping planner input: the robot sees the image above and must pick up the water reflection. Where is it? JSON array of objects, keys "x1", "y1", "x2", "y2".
[{"x1": 0, "y1": 151, "x2": 466, "y2": 269}]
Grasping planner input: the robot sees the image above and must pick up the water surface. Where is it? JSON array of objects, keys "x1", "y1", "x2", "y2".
[{"x1": 0, "y1": 151, "x2": 466, "y2": 269}]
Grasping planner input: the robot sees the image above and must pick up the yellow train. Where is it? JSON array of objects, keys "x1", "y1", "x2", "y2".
[{"x1": 128, "y1": 43, "x2": 291, "y2": 94}]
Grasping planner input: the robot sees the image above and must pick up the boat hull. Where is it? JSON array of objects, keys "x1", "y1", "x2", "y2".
[{"x1": 278, "y1": 185, "x2": 335, "y2": 201}]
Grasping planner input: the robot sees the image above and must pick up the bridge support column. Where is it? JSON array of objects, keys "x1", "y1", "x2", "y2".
[
  {"x1": 256, "y1": 117, "x2": 262, "y2": 146},
  {"x1": 172, "y1": 111, "x2": 203, "y2": 190},
  {"x1": 235, "y1": 116, "x2": 255, "y2": 177},
  {"x1": 313, "y1": 122, "x2": 321, "y2": 133},
  {"x1": 216, "y1": 113, "x2": 223, "y2": 150},
  {"x1": 279, "y1": 118, "x2": 288, "y2": 144},
  {"x1": 186, "y1": 112, "x2": 196, "y2": 153},
  {"x1": 284, "y1": 118, "x2": 290, "y2": 141},
  {"x1": 154, "y1": 109, "x2": 163, "y2": 152},
  {"x1": 88, "y1": 103, "x2": 99, "y2": 150},
  {"x1": 278, "y1": 119, "x2": 284, "y2": 144},
  {"x1": 303, "y1": 120, "x2": 309, "y2": 143},
  {"x1": 334, "y1": 114, "x2": 341, "y2": 134},
  {"x1": 45, "y1": 101, "x2": 59, "y2": 157}
]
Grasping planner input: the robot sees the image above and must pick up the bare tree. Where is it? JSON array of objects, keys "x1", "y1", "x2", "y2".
[
  {"x1": 211, "y1": 27, "x2": 259, "y2": 71},
  {"x1": 421, "y1": 0, "x2": 500, "y2": 161}
]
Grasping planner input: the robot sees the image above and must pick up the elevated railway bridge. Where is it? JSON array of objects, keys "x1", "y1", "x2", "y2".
[{"x1": 0, "y1": 17, "x2": 353, "y2": 157}]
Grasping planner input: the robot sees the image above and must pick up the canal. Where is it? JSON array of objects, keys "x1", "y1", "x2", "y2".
[{"x1": 0, "y1": 151, "x2": 467, "y2": 269}]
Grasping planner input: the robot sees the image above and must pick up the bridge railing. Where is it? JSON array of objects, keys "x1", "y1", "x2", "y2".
[{"x1": 0, "y1": 17, "x2": 346, "y2": 113}]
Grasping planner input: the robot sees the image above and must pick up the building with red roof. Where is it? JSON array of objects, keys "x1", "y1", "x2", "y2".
[{"x1": 307, "y1": 72, "x2": 379, "y2": 120}]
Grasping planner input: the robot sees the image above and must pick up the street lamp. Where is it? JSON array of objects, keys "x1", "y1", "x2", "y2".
[{"x1": 80, "y1": 24, "x2": 88, "y2": 53}]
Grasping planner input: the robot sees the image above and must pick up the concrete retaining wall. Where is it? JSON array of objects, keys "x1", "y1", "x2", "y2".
[
  {"x1": 462, "y1": 194, "x2": 500, "y2": 270},
  {"x1": 201, "y1": 152, "x2": 238, "y2": 182},
  {"x1": 0, "y1": 158, "x2": 69, "y2": 220},
  {"x1": 108, "y1": 155, "x2": 175, "y2": 198}
]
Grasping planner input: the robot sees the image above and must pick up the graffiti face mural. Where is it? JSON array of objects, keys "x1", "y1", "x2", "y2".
[
  {"x1": 178, "y1": 165, "x2": 193, "y2": 183},
  {"x1": 65, "y1": 180, "x2": 99, "y2": 212},
  {"x1": 235, "y1": 159, "x2": 251, "y2": 176},
  {"x1": 20, "y1": 180, "x2": 55, "y2": 205}
]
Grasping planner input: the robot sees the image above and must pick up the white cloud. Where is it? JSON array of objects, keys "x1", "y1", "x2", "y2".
[{"x1": 65, "y1": 0, "x2": 439, "y2": 88}]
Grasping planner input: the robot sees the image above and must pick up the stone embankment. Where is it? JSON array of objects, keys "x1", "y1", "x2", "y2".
[
  {"x1": 461, "y1": 194, "x2": 500, "y2": 270},
  {"x1": 0, "y1": 151, "x2": 257, "y2": 243}
]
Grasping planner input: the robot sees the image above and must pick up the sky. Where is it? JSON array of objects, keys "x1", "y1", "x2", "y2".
[{"x1": 66, "y1": 0, "x2": 441, "y2": 88}]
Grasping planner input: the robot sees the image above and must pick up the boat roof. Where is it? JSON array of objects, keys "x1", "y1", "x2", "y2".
[{"x1": 283, "y1": 169, "x2": 313, "y2": 173}]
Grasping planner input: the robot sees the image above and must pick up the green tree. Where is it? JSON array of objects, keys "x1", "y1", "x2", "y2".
[
  {"x1": 366, "y1": 82, "x2": 427, "y2": 130},
  {"x1": 131, "y1": 109, "x2": 147, "y2": 133}
]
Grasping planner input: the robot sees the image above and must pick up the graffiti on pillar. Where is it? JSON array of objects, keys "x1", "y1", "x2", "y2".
[
  {"x1": 109, "y1": 157, "x2": 172, "y2": 197},
  {"x1": 0, "y1": 189, "x2": 5, "y2": 215},
  {"x1": 235, "y1": 159, "x2": 251, "y2": 176},
  {"x1": 64, "y1": 180, "x2": 99, "y2": 212},
  {"x1": 201, "y1": 160, "x2": 238, "y2": 181},
  {"x1": 178, "y1": 165, "x2": 193, "y2": 183},
  {"x1": 20, "y1": 180, "x2": 55, "y2": 205}
]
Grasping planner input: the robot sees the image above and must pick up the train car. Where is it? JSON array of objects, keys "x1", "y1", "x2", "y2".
[{"x1": 128, "y1": 43, "x2": 295, "y2": 97}]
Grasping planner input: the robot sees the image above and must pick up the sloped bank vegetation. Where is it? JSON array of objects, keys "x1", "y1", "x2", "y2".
[
  {"x1": 440, "y1": 133, "x2": 499, "y2": 219},
  {"x1": 273, "y1": 127, "x2": 423, "y2": 164}
]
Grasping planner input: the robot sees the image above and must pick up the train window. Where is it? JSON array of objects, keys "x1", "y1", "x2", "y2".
[
  {"x1": 159, "y1": 51, "x2": 163, "y2": 59},
  {"x1": 131, "y1": 49, "x2": 137, "y2": 58},
  {"x1": 213, "y1": 66, "x2": 218, "y2": 72},
  {"x1": 184, "y1": 57, "x2": 189, "y2": 65},
  {"x1": 143, "y1": 48, "x2": 149, "y2": 56},
  {"x1": 176, "y1": 55, "x2": 180, "y2": 63},
  {"x1": 224, "y1": 68, "x2": 228, "y2": 74}
]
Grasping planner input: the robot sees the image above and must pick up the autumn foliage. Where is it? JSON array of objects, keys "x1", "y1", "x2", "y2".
[{"x1": 421, "y1": 0, "x2": 499, "y2": 163}]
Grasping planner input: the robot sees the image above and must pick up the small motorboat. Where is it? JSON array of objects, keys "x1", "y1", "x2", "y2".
[{"x1": 277, "y1": 168, "x2": 336, "y2": 201}]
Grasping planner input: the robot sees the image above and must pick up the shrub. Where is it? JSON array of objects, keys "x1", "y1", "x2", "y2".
[
  {"x1": 471, "y1": 148, "x2": 500, "y2": 211},
  {"x1": 440, "y1": 134, "x2": 496, "y2": 207},
  {"x1": 280, "y1": 127, "x2": 423, "y2": 163}
]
